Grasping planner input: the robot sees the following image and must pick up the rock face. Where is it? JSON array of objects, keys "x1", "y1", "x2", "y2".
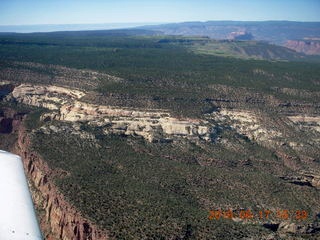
[
  {"x1": 285, "y1": 40, "x2": 320, "y2": 55},
  {"x1": 8, "y1": 84, "x2": 320, "y2": 147},
  {"x1": 280, "y1": 171, "x2": 320, "y2": 189},
  {"x1": 9, "y1": 84, "x2": 214, "y2": 142},
  {"x1": 211, "y1": 109, "x2": 282, "y2": 145},
  {"x1": 13, "y1": 122, "x2": 108, "y2": 240},
  {"x1": 11, "y1": 84, "x2": 86, "y2": 110},
  {"x1": 288, "y1": 115, "x2": 320, "y2": 133}
]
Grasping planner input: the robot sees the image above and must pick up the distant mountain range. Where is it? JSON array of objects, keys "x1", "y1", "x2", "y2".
[
  {"x1": 140, "y1": 21, "x2": 320, "y2": 55},
  {"x1": 141, "y1": 21, "x2": 320, "y2": 44},
  {"x1": 1, "y1": 21, "x2": 320, "y2": 55},
  {"x1": 2, "y1": 21, "x2": 319, "y2": 43}
]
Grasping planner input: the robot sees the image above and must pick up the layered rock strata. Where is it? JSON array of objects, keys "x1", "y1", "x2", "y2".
[
  {"x1": 10, "y1": 84, "x2": 214, "y2": 142},
  {"x1": 285, "y1": 40, "x2": 320, "y2": 55},
  {"x1": 211, "y1": 109, "x2": 282, "y2": 145}
]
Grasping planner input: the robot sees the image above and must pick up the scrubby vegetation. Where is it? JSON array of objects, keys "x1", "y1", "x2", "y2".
[
  {"x1": 0, "y1": 33, "x2": 320, "y2": 94},
  {"x1": 1, "y1": 30, "x2": 320, "y2": 239},
  {"x1": 1, "y1": 32, "x2": 320, "y2": 118},
  {"x1": 30, "y1": 125, "x2": 319, "y2": 239}
]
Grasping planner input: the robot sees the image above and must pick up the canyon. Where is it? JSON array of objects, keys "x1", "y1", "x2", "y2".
[
  {"x1": 1, "y1": 79, "x2": 320, "y2": 239},
  {"x1": 0, "y1": 107, "x2": 108, "y2": 240},
  {"x1": 0, "y1": 23, "x2": 319, "y2": 239}
]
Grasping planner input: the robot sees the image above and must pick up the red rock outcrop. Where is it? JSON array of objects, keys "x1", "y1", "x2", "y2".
[{"x1": 285, "y1": 40, "x2": 320, "y2": 55}]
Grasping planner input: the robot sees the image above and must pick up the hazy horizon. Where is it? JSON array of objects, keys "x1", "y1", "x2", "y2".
[
  {"x1": 0, "y1": 22, "x2": 163, "y2": 33},
  {"x1": 1, "y1": 0, "x2": 320, "y2": 33},
  {"x1": 1, "y1": 20, "x2": 320, "y2": 33},
  {"x1": 1, "y1": 0, "x2": 319, "y2": 26}
]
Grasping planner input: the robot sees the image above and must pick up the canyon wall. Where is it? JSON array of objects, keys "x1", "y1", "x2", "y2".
[
  {"x1": 7, "y1": 83, "x2": 320, "y2": 147},
  {"x1": 10, "y1": 84, "x2": 214, "y2": 142},
  {"x1": 2, "y1": 82, "x2": 320, "y2": 239},
  {"x1": 285, "y1": 40, "x2": 320, "y2": 55},
  {"x1": 12, "y1": 118, "x2": 108, "y2": 240}
]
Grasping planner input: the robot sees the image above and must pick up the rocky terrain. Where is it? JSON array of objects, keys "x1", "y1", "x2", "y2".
[
  {"x1": 0, "y1": 29, "x2": 319, "y2": 238},
  {"x1": 285, "y1": 40, "x2": 320, "y2": 55},
  {"x1": 7, "y1": 83, "x2": 320, "y2": 150},
  {"x1": 142, "y1": 21, "x2": 320, "y2": 56},
  {"x1": 143, "y1": 21, "x2": 320, "y2": 45},
  {"x1": 2, "y1": 81, "x2": 318, "y2": 158},
  {"x1": 1, "y1": 79, "x2": 320, "y2": 239},
  {"x1": 3, "y1": 82, "x2": 319, "y2": 169},
  {"x1": 8, "y1": 84, "x2": 214, "y2": 143}
]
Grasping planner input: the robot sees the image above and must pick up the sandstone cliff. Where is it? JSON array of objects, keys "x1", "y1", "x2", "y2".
[
  {"x1": 285, "y1": 40, "x2": 320, "y2": 55},
  {"x1": 211, "y1": 109, "x2": 282, "y2": 145},
  {"x1": 7, "y1": 83, "x2": 320, "y2": 150},
  {"x1": 9, "y1": 84, "x2": 214, "y2": 142}
]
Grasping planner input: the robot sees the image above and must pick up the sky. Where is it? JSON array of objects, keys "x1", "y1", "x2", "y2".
[{"x1": 0, "y1": 0, "x2": 319, "y2": 26}]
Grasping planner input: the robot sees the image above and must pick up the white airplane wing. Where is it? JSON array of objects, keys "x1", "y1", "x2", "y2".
[{"x1": 0, "y1": 150, "x2": 43, "y2": 240}]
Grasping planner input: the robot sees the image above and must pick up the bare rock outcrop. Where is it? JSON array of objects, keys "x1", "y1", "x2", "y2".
[
  {"x1": 9, "y1": 84, "x2": 214, "y2": 142},
  {"x1": 8, "y1": 84, "x2": 320, "y2": 148},
  {"x1": 211, "y1": 109, "x2": 282, "y2": 145},
  {"x1": 11, "y1": 84, "x2": 86, "y2": 110},
  {"x1": 285, "y1": 40, "x2": 320, "y2": 55},
  {"x1": 288, "y1": 115, "x2": 320, "y2": 133}
]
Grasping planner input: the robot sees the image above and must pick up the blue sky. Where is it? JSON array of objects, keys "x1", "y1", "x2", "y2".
[{"x1": 0, "y1": 0, "x2": 319, "y2": 25}]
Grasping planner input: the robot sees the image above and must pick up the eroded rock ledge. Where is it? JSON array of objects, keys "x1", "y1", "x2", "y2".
[
  {"x1": 7, "y1": 83, "x2": 320, "y2": 149},
  {"x1": 9, "y1": 84, "x2": 214, "y2": 142}
]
